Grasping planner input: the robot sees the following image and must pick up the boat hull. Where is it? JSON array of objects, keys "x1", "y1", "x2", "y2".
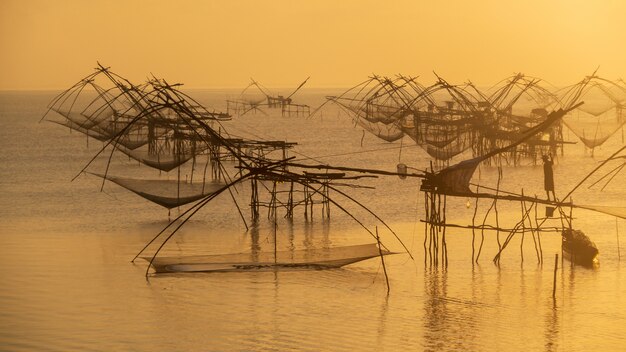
[{"x1": 562, "y1": 229, "x2": 599, "y2": 267}]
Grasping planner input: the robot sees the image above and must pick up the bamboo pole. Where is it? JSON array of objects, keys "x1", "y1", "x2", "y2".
[
  {"x1": 442, "y1": 194, "x2": 448, "y2": 267},
  {"x1": 535, "y1": 198, "x2": 543, "y2": 264},
  {"x1": 471, "y1": 185, "x2": 479, "y2": 264},
  {"x1": 476, "y1": 197, "x2": 495, "y2": 263},
  {"x1": 424, "y1": 191, "x2": 429, "y2": 265},
  {"x1": 287, "y1": 181, "x2": 294, "y2": 218},
  {"x1": 419, "y1": 220, "x2": 563, "y2": 233},
  {"x1": 493, "y1": 200, "x2": 535, "y2": 264},
  {"x1": 434, "y1": 193, "x2": 440, "y2": 267},
  {"x1": 303, "y1": 182, "x2": 309, "y2": 220},
  {"x1": 560, "y1": 145, "x2": 626, "y2": 202},
  {"x1": 520, "y1": 190, "x2": 526, "y2": 263},
  {"x1": 617, "y1": 218, "x2": 621, "y2": 260},
  {"x1": 552, "y1": 253, "x2": 558, "y2": 299},
  {"x1": 495, "y1": 167, "x2": 502, "y2": 253},
  {"x1": 376, "y1": 227, "x2": 390, "y2": 294},
  {"x1": 274, "y1": 198, "x2": 278, "y2": 265},
  {"x1": 428, "y1": 193, "x2": 434, "y2": 266},
  {"x1": 525, "y1": 200, "x2": 541, "y2": 263}
]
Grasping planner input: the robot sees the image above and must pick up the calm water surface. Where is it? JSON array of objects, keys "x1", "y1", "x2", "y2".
[{"x1": 0, "y1": 91, "x2": 624, "y2": 351}]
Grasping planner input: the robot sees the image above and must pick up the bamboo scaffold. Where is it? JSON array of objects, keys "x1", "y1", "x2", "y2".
[
  {"x1": 227, "y1": 77, "x2": 311, "y2": 117},
  {"x1": 415, "y1": 101, "x2": 586, "y2": 267},
  {"x1": 322, "y1": 73, "x2": 592, "y2": 168},
  {"x1": 47, "y1": 65, "x2": 421, "y2": 284},
  {"x1": 46, "y1": 65, "x2": 626, "y2": 280},
  {"x1": 43, "y1": 64, "x2": 305, "y2": 214},
  {"x1": 558, "y1": 72, "x2": 626, "y2": 155}
]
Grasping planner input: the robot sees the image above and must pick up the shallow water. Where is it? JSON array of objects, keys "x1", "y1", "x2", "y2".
[{"x1": 0, "y1": 90, "x2": 625, "y2": 351}]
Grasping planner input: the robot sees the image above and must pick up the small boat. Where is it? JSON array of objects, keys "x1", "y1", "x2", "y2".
[
  {"x1": 562, "y1": 228, "x2": 599, "y2": 267},
  {"x1": 143, "y1": 243, "x2": 393, "y2": 273}
]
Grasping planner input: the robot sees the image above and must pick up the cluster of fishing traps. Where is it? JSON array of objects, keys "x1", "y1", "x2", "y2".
[
  {"x1": 44, "y1": 66, "x2": 300, "y2": 210},
  {"x1": 327, "y1": 72, "x2": 625, "y2": 269},
  {"x1": 226, "y1": 77, "x2": 311, "y2": 117},
  {"x1": 43, "y1": 64, "x2": 408, "y2": 277},
  {"x1": 43, "y1": 63, "x2": 625, "y2": 280},
  {"x1": 328, "y1": 73, "x2": 626, "y2": 167}
]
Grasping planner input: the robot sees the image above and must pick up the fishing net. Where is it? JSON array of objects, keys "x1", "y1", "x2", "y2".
[
  {"x1": 424, "y1": 138, "x2": 471, "y2": 160},
  {"x1": 94, "y1": 173, "x2": 226, "y2": 209},
  {"x1": 559, "y1": 78, "x2": 626, "y2": 148},
  {"x1": 423, "y1": 156, "x2": 480, "y2": 194},
  {"x1": 117, "y1": 138, "x2": 210, "y2": 172},
  {"x1": 578, "y1": 204, "x2": 626, "y2": 220},
  {"x1": 145, "y1": 243, "x2": 387, "y2": 272},
  {"x1": 486, "y1": 74, "x2": 561, "y2": 117},
  {"x1": 355, "y1": 118, "x2": 405, "y2": 142},
  {"x1": 360, "y1": 101, "x2": 408, "y2": 124},
  {"x1": 45, "y1": 67, "x2": 234, "y2": 176},
  {"x1": 563, "y1": 107, "x2": 624, "y2": 148},
  {"x1": 329, "y1": 74, "x2": 567, "y2": 164}
]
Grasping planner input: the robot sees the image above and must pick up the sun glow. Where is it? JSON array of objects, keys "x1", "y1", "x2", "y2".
[{"x1": 0, "y1": 0, "x2": 624, "y2": 90}]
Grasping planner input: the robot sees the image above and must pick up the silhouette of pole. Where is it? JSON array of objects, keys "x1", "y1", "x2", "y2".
[
  {"x1": 617, "y1": 218, "x2": 621, "y2": 260},
  {"x1": 552, "y1": 253, "x2": 559, "y2": 299},
  {"x1": 376, "y1": 227, "x2": 390, "y2": 294}
]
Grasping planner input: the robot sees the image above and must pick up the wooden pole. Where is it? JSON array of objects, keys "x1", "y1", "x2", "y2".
[
  {"x1": 201, "y1": 154, "x2": 209, "y2": 194},
  {"x1": 476, "y1": 197, "x2": 495, "y2": 263},
  {"x1": 471, "y1": 186, "x2": 479, "y2": 264},
  {"x1": 423, "y1": 191, "x2": 429, "y2": 265},
  {"x1": 287, "y1": 181, "x2": 294, "y2": 218},
  {"x1": 495, "y1": 167, "x2": 502, "y2": 253},
  {"x1": 434, "y1": 193, "x2": 440, "y2": 267},
  {"x1": 303, "y1": 182, "x2": 308, "y2": 220},
  {"x1": 525, "y1": 200, "x2": 540, "y2": 264},
  {"x1": 376, "y1": 227, "x2": 390, "y2": 294},
  {"x1": 472, "y1": 195, "x2": 478, "y2": 266},
  {"x1": 177, "y1": 158, "x2": 181, "y2": 210},
  {"x1": 552, "y1": 253, "x2": 558, "y2": 299},
  {"x1": 617, "y1": 218, "x2": 621, "y2": 260},
  {"x1": 442, "y1": 194, "x2": 448, "y2": 267},
  {"x1": 569, "y1": 197, "x2": 574, "y2": 230},
  {"x1": 520, "y1": 190, "x2": 526, "y2": 263},
  {"x1": 535, "y1": 195, "x2": 543, "y2": 264},
  {"x1": 274, "y1": 204, "x2": 278, "y2": 265}
]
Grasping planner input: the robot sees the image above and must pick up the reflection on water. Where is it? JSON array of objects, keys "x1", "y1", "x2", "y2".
[
  {"x1": 423, "y1": 267, "x2": 482, "y2": 351},
  {"x1": 545, "y1": 299, "x2": 560, "y2": 352},
  {"x1": 375, "y1": 295, "x2": 389, "y2": 349},
  {"x1": 1, "y1": 226, "x2": 625, "y2": 351},
  {"x1": 423, "y1": 267, "x2": 450, "y2": 351}
]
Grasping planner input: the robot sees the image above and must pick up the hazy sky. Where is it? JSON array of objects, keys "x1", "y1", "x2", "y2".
[{"x1": 1, "y1": 0, "x2": 625, "y2": 90}]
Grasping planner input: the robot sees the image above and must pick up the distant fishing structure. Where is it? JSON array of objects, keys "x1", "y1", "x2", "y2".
[
  {"x1": 559, "y1": 74, "x2": 626, "y2": 156},
  {"x1": 226, "y1": 77, "x2": 311, "y2": 117},
  {"x1": 323, "y1": 73, "x2": 566, "y2": 168},
  {"x1": 323, "y1": 72, "x2": 626, "y2": 167}
]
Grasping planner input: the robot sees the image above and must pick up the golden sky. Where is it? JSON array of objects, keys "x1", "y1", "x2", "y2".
[{"x1": 1, "y1": 0, "x2": 624, "y2": 90}]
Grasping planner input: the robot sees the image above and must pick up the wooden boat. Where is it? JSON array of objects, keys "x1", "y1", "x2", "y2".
[
  {"x1": 143, "y1": 243, "x2": 393, "y2": 273},
  {"x1": 562, "y1": 228, "x2": 599, "y2": 267}
]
